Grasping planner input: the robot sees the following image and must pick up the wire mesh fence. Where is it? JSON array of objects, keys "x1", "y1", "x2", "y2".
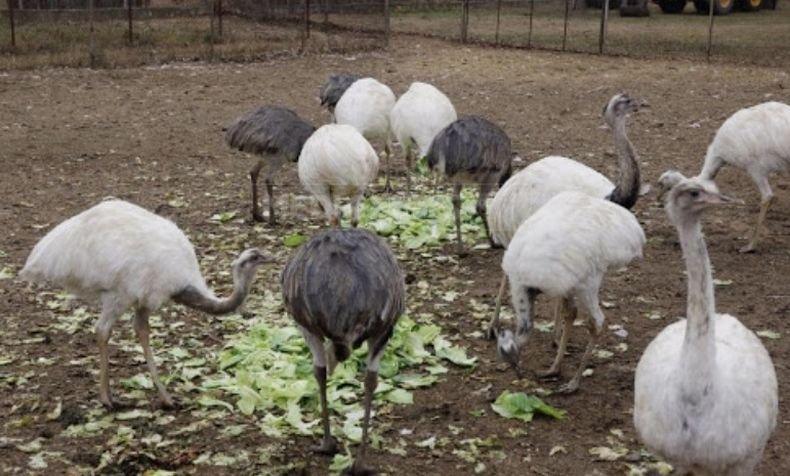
[{"x1": 1, "y1": 0, "x2": 788, "y2": 69}]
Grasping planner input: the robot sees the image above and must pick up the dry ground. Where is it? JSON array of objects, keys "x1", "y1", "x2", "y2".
[{"x1": 1, "y1": 34, "x2": 790, "y2": 475}]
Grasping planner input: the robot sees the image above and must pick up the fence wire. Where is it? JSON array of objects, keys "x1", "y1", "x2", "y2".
[{"x1": 1, "y1": 0, "x2": 788, "y2": 69}]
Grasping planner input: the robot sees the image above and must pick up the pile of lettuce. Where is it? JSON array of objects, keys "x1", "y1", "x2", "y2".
[
  {"x1": 353, "y1": 190, "x2": 489, "y2": 249},
  {"x1": 202, "y1": 315, "x2": 476, "y2": 441}
]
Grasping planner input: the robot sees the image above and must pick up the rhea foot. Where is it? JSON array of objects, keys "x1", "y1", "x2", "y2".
[
  {"x1": 342, "y1": 462, "x2": 378, "y2": 476},
  {"x1": 557, "y1": 378, "x2": 581, "y2": 395},
  {"x1": 312, "y1": 438, "x2": 338, "y2": 455},
  {"x1": 738, "y1": 242, "x2": 757, "y2": 254}
]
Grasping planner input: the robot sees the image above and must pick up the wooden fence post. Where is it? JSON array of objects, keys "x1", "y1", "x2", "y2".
[{"x1": 7, "y1": 0, "x2": 16, "y2": 48}]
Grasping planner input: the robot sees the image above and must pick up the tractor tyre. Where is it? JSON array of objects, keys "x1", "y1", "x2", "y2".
[
  {"x1": 620, "y1": 3, "x2": 651, "y2": 15},
  {"x1": 658, "y1": 0, "x2": 687, "y2": 12},
  {"x1": 586, "y1": 0, "x2": 624, "y2": 8},
  {"x1": 694, "y1": 0, "x2": 736, "y2": 13},
  {"x1": 739, "y1": 0, "x2": 763, "y2": 11}
]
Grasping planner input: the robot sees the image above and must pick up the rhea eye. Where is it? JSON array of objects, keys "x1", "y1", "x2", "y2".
[{"x1": 690, "y1": 191, "x2": 700, "y2": 198}]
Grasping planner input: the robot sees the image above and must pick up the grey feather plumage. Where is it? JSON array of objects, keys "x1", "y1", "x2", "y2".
[
  {"x1": 319, "y1": 73, "x2": 361, "y2": 112},
  {"x1": 281, "y1": 228, "x2": 405, "y2": 357},
  {"x1": 427, "y1": 116, "x2": 513, "y2": 187},
  {"x1": 224, "y1": 106, "x2": 315, "y2": 162},
  {"x1": 426, "y1": 116, "x2": 514, "y2": 253}
]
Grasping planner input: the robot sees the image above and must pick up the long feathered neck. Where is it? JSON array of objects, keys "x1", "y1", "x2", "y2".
[
  {"x1": 607, "y1": 119, "x2": 640, "y2": 210},
  {"x1": 676, "y1": 216, "x2": 717, "y2": 401},
  {"x1": 698, "y1": 145, "x2": 724, "y2": 182},
  {"x1": 172, "y1": 267, "x2": 254, "y2": 315}
]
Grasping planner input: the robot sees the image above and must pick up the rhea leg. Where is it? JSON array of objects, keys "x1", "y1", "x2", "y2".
[
  {"x1": 539, "y1": 299, "x2": 576, "y2": 378},
  {"x1": 249, "y1": 158, "x2": 265, "y2": 223},
  {"x1": 264, "y1": 155, "x2": 286, "y2": 225},
  {"x1": 346, "y1": 331, "x2": 391, "y2": 476},
  {"x1": 133, "y1": 308, "x2": 174, "y2": 408},
  {"x1": 350, "y1": 193, "x2": 363, "y2": 228},
  {"x1": 559, "y1": 289, "x2": 603, "y2": 394},
  {"x1": 486, "y1": 273, "x2": 508, "y2": 340},
  {"x1": 477, "y1": 181, "x2": 496, "y2": 247},
  {"x1": 741, "y1": 172, "x2": 775, "y2": 254},
  {"x1": 452, "y1": 183, "x2": 464, "y2": 256},
  {"x1": 300, "y1": 327, "x2": 337, "y2": 455},
  {"x1": 315, "y1": 186, "x2": 339, "y2": 227},
  {"x1": 405, "y1": 147, "x2": 414, "y2": 197},
  {"x1": 96, "y1": 295, "x2": 126, "y2": 409},
  {"x1": 383, "y1": 137, "x2": 393, "y2": 193}
]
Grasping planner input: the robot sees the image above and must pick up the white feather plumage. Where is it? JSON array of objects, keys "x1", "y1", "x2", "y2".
[
  {"x1": 634, "y1": 175, "x2": 777, "y2": 475},
  {"x1": 20, "y1": 199, "x2": 268, "y2": 408},
  {"x1": 497, "y1": 191, "x2": 644, "y2": 392},
  {"x1": 298, "y1": 124, "x2": 379, "y2": 227},
  {"x1": 634, "y1": 314, "x2": 777, "y2": 475},
  {"x1": 697, "y1": 100, "x2": 790, "y2": 252},
  {"x1": 390, "y1": 82, "x2": 457, "y2": 158},
  {"x1": 334, "y1": 77, "x2": 396, "y2": 140},
  {"x1": 504, "y1": 191, "x2": 645, "y2": 297},
  {"x1": 488, "y1": 156, "x2": 613, "y2": 247},
  {"x1": 21, "y1": 200, "x2": 209, "y2": 311}
]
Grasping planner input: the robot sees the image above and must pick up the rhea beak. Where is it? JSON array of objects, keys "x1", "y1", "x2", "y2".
[{"x1": 496, "y1": 330, "x2": 524, "y2": 379}]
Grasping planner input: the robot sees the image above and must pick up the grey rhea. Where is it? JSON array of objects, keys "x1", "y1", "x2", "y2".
[
  {"x1": 281, "y1": 228, "x2": 405, "y2": 475},
  {"x1": 224, "y1": 105, "x2": 315, "y2": 224},
  {"x1": 426, "y1": 116, "x2": 513, "y2": 254},
  {"x1": 320, "y1": 72, "x2": 361, "y2": 117}
]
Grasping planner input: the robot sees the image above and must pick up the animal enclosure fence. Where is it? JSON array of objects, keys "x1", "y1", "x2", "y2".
[{"x1": 1, "y1": 0, "x2": 788, "y2": 68}]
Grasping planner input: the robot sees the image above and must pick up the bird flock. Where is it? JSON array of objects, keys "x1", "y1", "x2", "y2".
[{"x1": 18, "y1": 68, "x2": 789, "y2": 475}]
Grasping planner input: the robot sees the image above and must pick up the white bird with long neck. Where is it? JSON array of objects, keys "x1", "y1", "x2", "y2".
[
  {"x1": 21, "y1": 199, "x2": 272, "y2": 408},
  {"x1": 693, "y1": 100, "x2": 790, "y2": 253},
  {"x1": 486, "y1": 93, "x2": 646, "y2": 337},
  {"x1": 634, "y1": 173, "x2": 777, "y2": 475},
  {"x1": 496, "y1": 190, "x2": 645, "y2": 393}
]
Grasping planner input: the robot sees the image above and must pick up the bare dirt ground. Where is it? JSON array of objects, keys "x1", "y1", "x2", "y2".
[{"x1": 1, "y1": 34, "x2": 789, "y2": 475}]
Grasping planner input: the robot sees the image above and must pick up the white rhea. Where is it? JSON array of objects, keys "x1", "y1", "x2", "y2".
[
  {"x1": 497, "y1": 191, "x2": 645, "y2": 393},
  {"x1": 20, "y1": 200, "x2": 271, "y2": 408},
  {"x1": 486, "y1": 93, "x2": 645, "y2": 337},
  {"x1": 390, "y1": 82, "x2": 457, "y2": 194},
  {"x1": 298, "y1": 124, "x2": 379, "y2": 227},
  {"x1": 696, "y1": 101, "x2": 790, "y2": 253},
  {"x1": 334, "y1": 77, "x2": 396, "y2": 191},
  {"x1": 634, "y1": 173, "x2": 777, "y2": 475}
]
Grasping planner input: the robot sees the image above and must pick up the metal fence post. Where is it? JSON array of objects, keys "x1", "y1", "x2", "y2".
[
  {"x1": 89, "y1": 0, "x2": 97, "y2": 67},
  {"x1": 460, "y1": 0, "x2": 469, "y2": 43},
  {"x1": 384, "y1": 0, "x2": 391, "y2": 46},
  {"x1": 562, "y1": 0, "x2": 570, "y2": 51},
  {"x1": 127, "y1": 0, "x2": 133, "y2": 44},
  {"x1": 598, "y1": 0, "x2": 609, "y2": 54},
  {"x1": 527, "y1": 0, "x2": 534, "y2": 48},
  {"x1": 495, "y1": 0, "x2": 502, "y2": 45},
  {"x1": 305, "y1": 0, "x2": 310, "y2": 39},
  {"x1": 7, "y1": 0, "x2": 16, "y2": 48},
  {"x1": 706, "y1": 0, "x2": 714, "y2": 60}
]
